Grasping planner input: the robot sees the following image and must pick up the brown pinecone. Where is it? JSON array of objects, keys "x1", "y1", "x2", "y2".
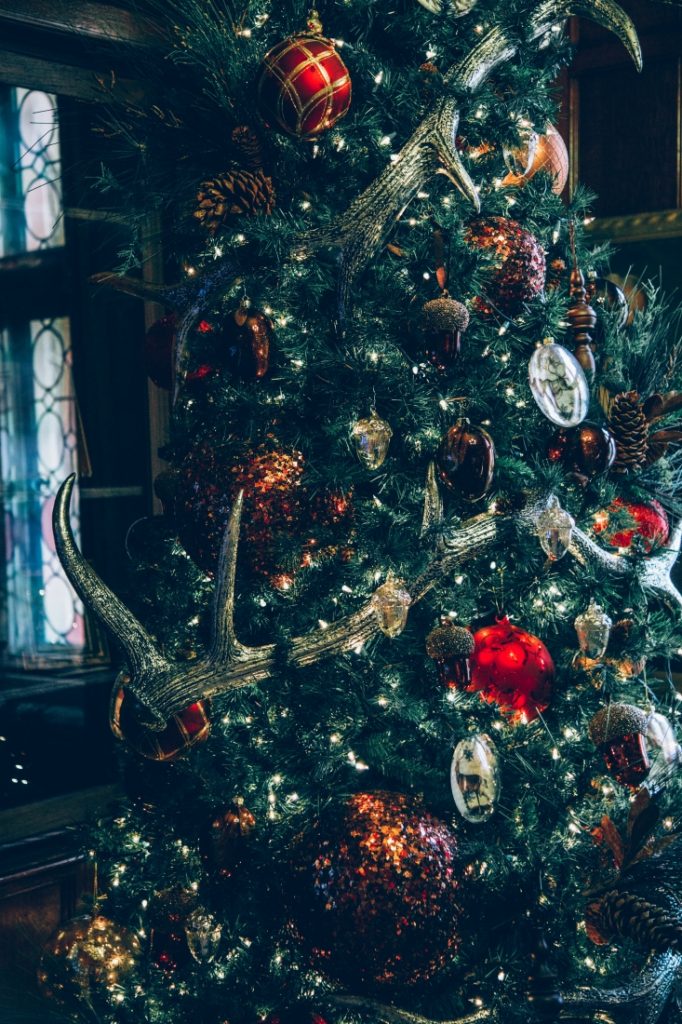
[
  {"x1": 231, "y1": 125, "x2": 264, "y2": 171},
  {"x1": 609, "y1": 390, "x2": 649, "y2": 472},
  {"x1": 599, "y1": 890, "x2": 682, "y2": 952},
  {"x1": 194, "y1": 169, "x2": 276, "y2": 233}
]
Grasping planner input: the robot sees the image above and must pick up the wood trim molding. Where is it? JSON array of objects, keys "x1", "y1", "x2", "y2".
[
  {"x1": 0, "y1": 1, "x2": 167, "y2": 52},
  {"x1": 0, "y1": 50, "x2": 148, "y2": 102},
  {"x1": 587, "y1": 208, "x2": 682, "y2": 242}
]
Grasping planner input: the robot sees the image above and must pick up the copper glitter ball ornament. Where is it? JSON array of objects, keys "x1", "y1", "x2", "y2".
[
  {"x1": 464, "y1": 216, "x2": 546, "y2": 317},
  {"x1": 290, "y1": 790, "x2": 463, "y2": 988},
  {"x1": 37, "y1": 914, "x2": 141, "y2": 1008}
]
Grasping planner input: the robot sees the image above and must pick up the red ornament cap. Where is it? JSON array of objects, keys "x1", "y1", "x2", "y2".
[{"x1": 470, "y1": 616, "x2": 555, "y2": 723}]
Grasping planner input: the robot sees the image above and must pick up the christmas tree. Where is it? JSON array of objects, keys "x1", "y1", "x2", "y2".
[{"x1": 34, "y1": 2, "x2": 682, "y2": 1023}]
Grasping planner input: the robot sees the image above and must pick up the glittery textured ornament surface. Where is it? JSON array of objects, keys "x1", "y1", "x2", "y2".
[
  {"x1": 593, "y1": 497, "x2": 669, "y2": 553},
  {"x1": 177, "y1": 443, "x2": 306, "y2": 580},
  {"x1": 464, "y1": 216, "x2": 546, "y2": 316},
  {"x1": 37, "y1": 914, "x2": 140, "y2": 1008},
  {"x1": 257, "y1": 29, "x2": 352, "y2": 138},
  {"x1": 420, "y1": 294, "x2": 470, "y2": 370},
  {"x1": 110, "y1": 680, "x2": 211, "y2": 761},
  {"x1": 290, "y1": 790, "x2": 463, "y2": 988},
  {"x1": 426, "y1": 623, "x2": 475, "y2": 689},
  {"x1": 470, "y1": 617, "x2": 555, "y2": 723},
  {"x1": 588, "y1": 703, "x2": 650, "y2": 789}
]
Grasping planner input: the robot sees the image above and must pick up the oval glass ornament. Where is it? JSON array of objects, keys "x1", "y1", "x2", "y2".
[
  {"x1": 528, "y1": 339, "x2": 590, "y2": 427},
  {"x1": 450, "y1": 734, "x2": 499, "y2": 824}
]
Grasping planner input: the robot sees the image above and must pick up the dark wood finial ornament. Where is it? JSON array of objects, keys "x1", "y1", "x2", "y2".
[{"x1": 568, "y1": 222, "x2": 598, "y2": 380}]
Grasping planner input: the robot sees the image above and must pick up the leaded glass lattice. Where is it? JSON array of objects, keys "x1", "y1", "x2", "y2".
[
  {"x1": 0, "y1": 317, "x2": 85, "y2": 658},
  {"x1": 0, "y1": 86, "x2": 64, "y2": 257}
]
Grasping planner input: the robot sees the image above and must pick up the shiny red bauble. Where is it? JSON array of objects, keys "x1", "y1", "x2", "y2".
[
  {"x1": 110, "y1": 684, "x2": 211, "y2": 761},
  {"x1": 464, "y1": 216, "x2": 546, "y2": 317},
  {"x1": 470, "y1": 617, "x2": 555, "y2": 723},
  {"x1": 593, "y1": 497, "x2": 669, "y2": 552},
  {"x1": 257, "y1": 32, "x2": 352, "y2": 138},
  {"x1": 290, "y1": 791, "x2": 463, "y2": 988}
]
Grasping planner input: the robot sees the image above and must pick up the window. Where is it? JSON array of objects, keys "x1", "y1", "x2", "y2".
[{"x1": 0, "y1": 86, "x2": 88, "y2": 665}]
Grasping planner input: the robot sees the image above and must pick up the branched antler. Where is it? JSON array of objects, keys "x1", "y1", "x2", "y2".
[
  {"x1": 52, "y1": 474, "x2": 504, "y2": 727},
  {"x1": 560, "y1": 951, "x2": 682, "y2": 1024},
  {"x1": 294, "y1": 0, "x2": 641, "y2": 316}
]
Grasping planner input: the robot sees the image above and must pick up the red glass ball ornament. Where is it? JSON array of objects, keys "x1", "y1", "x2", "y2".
[
  {"x1": 464, "y1": 216, "x2": 546, "y2": 317},
  {"x1": 265, "y1": 1012, "x2": 328, "y2": 1024},
  {"x1": 144, "y1": 314, "x2": 177, "y2": 390},
  {"x1": 290, "y1": 790, "x2": 463, "y2": 988},
  {"x1": 470, "y1": 617, "x2": 555, "y2": 723},
  {"x1": 110, "y1": 683, "x2": 211, "y2": 761},
  {"x1": 436, "y1": 421, "x2": 495, "y2": 501},
  {"x1": 593, "y1": 497, "x2": 669, "y2": 552},
  {"x1": 257, "y1": 32, "x2": 352, "y2": 138}
]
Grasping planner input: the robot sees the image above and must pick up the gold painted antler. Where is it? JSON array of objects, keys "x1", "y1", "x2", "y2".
[
  {"x1": 295, "y1": 0, "x2": 641, "y2": 316},
  {"x1": 53, "y1": 474, "x2": 504, "y2": 726}
]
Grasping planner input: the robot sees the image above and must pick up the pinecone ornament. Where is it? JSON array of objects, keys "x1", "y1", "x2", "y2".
[
  {"x1": 609, "y1": 391, "x2": 649, "y2": 472},
  {"x1": 194, "y1": 169, "x2": 276, "y2": 233},
  {"x1": 605, "y1": 389, "x2": 682, "y2": 472},
  {"x1": 593, "y1": 890, "x2": 682, "y2": 951},
  {"x1": 231, "y1": 125, "x2": 265, "y2": 171}
]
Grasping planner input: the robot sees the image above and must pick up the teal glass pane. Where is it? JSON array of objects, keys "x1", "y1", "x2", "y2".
[
  {"x1": 0, "y1": 87, "x2": 64, "y2": 258},
  {"x1": 0, "y1": 318, "x2": 84, "y2": 659}
]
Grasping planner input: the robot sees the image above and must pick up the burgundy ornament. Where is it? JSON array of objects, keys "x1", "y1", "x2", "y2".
[
  {"x1": 436, "y1": 421, "x2": 495, "y2": 501},
  {"x1": 144, "y1": 314, "x2": 177, "y2": 390},
  {"x1": 290, "y1": 790, "x2": 463, "y2": 988},
  {"x1": 150, "y1": 890, "x2": 194, "y2": 973},
  {"x1": 547, "y1": 422, "x2": 616, "y2": 480},
  {"x1": 588, "y1": 703, "x2": 650, "y2": 789},
  {"x1": 110, "y1": 682, "x2": 211, "y2": 762},
  {"x1": 222, "y1": 305, "x2": 273, "y2": 380},
  {"x1": 420, "y1": 294, "x2": 470, "y2": 371},
  {"x1": 464, "y1": 216, "x2": 546, "y2": 317},
  {"x1": 426, "y1": 622, "x2": 475, "y2": 690}
]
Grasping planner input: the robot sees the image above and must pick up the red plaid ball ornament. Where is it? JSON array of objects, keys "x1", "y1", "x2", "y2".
[{"x1": 257, "y1": 15, "x2": 352, "y2": 138}]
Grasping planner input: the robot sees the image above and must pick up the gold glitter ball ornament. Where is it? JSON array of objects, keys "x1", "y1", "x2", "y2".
[
  {"x1": 37, "y1": 914, "x2": 141, "y2": 1008},
  {"x1": 289, "y1": 790, "x2": 463, "y2": 988}
]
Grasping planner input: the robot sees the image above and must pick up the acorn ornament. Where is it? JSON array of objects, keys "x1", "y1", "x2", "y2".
[
  {"x1": 351, "y1": 410, "x2": 393, "y2": 470},
  {"x1": 535, "y1": 495, "x2": 575, "y2": 561},
  {"x1": 588, "y1": 703, "x2": 650, "y2": 789},
  {"x1": 372, "y1": 578, "x2": 411, "y2": 638},
  {"x1": 257, "y1": 10, "x2": 352, "y2": 138},
  {"x1": 574, "y1": 599, "x2": 612, "y2": 660},
  {"x1": 420, "y1": 292, "x2": 470, "y2": 371},
  {"x1": 426, "y1": 622, "x2": 475, "y2": 689}
]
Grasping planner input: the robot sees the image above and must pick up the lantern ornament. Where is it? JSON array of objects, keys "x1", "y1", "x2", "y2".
[{"x1": 536, "y1": 495, "x2": 575, "y2": 561}]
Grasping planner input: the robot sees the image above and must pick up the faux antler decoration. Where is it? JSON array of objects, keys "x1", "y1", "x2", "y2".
[
  {"x1": 54, "y1": 474, "x2": 681, "y2": 730},
  {"x1": 295, "y1": 0, "x2": 642, "y2": 316}
]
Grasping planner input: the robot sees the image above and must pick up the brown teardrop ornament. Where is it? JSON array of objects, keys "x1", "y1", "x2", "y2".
[
  {"x1": 222, "y1": 305, "x2": 273, "y2": 379},
  {"x1": 436, "y1": 422, "x2": 495, "y2": 501},
  {"x1": 547, "y1": 422, "x2": 616, "y2": 480}
]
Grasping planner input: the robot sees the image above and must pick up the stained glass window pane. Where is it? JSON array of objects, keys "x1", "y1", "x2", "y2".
[
  {"x1": 0, "y1": 86, "x2": 64, "y2": 257},
  {"x1": 0, "y1": 318, "x2": 84, "y2": 659}
]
